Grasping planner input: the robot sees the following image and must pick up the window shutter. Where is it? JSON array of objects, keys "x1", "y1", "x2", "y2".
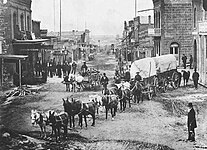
[{"x1": 204, "y1": 1, "x2": 207, "y2": 11}]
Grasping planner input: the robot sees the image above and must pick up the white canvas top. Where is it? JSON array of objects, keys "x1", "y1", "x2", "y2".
[
  {"x1": 152, "y1": 54, "x2": 177, "y2": 73},
  {"x1": 130, "y1": 57, "x2": 157, "y2": 79}
]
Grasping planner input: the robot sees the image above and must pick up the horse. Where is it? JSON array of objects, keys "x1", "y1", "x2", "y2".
[
  {"x1": 62, "y1": 98, "x2": 82, "y2": 128},
  {"x1": 101, "y1": 95, "x2": 118, "y2": 120},
  {"x1": 103, "y1": 85, "x2": 119, "y2": 95},
  {"x1": 31, "y1": 109, "x2": 51, "y2": 139},
  {"x1": 130, "y1": 80, "x2": 143, "y2": 103},
  {"x1": 117, "y1": 87, "x2": 131, "y2": 111},
  {"x1": 48, "y1": 111, "x2": 68, "y2": 142},
  {"x1": 78, "y1": 101, "x2": 96, "y2": 128},
  {"x1": 182, "y1": 70, "x2": 190, "y2": 87},
  {"x1": 89, "y1": 95, "x2": 103, "y2": 115},
  {"x1": 62, "y1": 98, "x2": 95, "y2": 128}
]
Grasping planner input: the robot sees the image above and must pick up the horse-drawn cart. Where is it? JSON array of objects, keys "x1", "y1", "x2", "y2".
[
  {"x1": 80, "y1": 68, "x2": 101, "y2": 90},
  {"x1": 130, "y1": 54, "x2": 180, "y2": 100}
]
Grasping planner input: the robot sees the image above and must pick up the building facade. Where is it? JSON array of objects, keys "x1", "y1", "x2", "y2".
[
  {"x1": 152, "y1": 0, "x2": 195, "y2": 65},
  {"x1": 152, "y1": 0, "x2": 207, "y2": 85}
]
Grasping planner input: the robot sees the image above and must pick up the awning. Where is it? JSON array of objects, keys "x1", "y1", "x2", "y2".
[
  {"x1": 0, "y1": 54, "x2": 28, "y2": 60},
  {"x1": 12, "y1": 39, "x2": 49, "y2": 49},
  {"x1": 12, "y1": 39, "x2": 49, "y2": 45}
]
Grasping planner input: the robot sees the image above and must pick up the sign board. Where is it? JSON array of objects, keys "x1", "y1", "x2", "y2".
[
  {"x1": 148, "y1": 28, "x2": 161, "y2": 37},
  {"x1": 164, "y1": 0, "x2": 191, "y2": 4},
  {"x1": 199, "y1": 21, "x2": 207, "y2": 35}
]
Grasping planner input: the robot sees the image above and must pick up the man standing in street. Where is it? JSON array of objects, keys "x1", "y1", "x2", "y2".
[
  {"x1": 192, "y1": 69, "x2": 199, "y2": 89},
  {"x1": 182, "y1": 54, "x2": 187, "y2": 69},
  {"x1": 189, "y1": 55, "x2": 193, "y2": 69},
  {"x1": 71, "y1": 61, "x2": 77, "y2": 75},
  {"x1": 81, "y1": 61, "x2": 88, "y2": 76},
  {"x1": 187, "y1": 102, "x2": 197, "y2": 142},
  {"x1": 100, "y1": 73, "x2": 109, "y2": 94}
]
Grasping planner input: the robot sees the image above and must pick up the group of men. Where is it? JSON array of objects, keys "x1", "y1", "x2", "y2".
[
  {"x1": 48, "y1": 59, "x2": 77, "y2": 78},
  {"x1": 182, "y1": 54, "x2": 193, "y2": 69}
]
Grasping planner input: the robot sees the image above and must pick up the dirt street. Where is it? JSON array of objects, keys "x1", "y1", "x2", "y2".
[{"x1": 1, "y1": 52, "x2": 207, "y2": 150}]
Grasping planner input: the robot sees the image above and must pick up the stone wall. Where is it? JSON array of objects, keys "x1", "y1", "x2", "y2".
[{"x1": 161, "y1": 2, "x2": 193, "y2": 61}]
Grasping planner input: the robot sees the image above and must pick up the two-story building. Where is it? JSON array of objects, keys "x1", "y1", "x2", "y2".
[{"x1": 151, "y1": 0, "x2": 207, "y2": 85}]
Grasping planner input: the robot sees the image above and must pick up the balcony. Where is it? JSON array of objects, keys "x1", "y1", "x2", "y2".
[{"x1": 148, "y1": 28, "x2": 161, "y2": 37}]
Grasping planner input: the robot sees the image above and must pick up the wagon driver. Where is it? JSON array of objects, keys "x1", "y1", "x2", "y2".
[
  {"x1": 135, "y1": 71, "x2": 142, "y2": 82},
  {"x1": 100, "y1": 73, "x2": 109, "y2": 93}
]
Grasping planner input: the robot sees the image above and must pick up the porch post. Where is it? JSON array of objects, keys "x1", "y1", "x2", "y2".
[
  {"x1": 19, "y1": 59, "x2": 22, "y2": 88},
  {"x1": 1, "y1": 58, "x2": 3, "y2": 87}
]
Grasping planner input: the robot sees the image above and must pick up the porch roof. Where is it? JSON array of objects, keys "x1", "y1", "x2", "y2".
[{"x1": 0, "y1": 54, "x2": 28, "y2": 60}]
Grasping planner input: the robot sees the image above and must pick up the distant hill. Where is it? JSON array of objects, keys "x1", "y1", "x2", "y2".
[{"x1": 91, "y1": 35, "x2": 117, "y2": 46}]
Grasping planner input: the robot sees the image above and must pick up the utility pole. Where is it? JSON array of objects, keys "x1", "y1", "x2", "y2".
[
  {"x1": 60, "y1": 0, "x2": 61, "y2": 41},
  {"x1": 54, "y1": 0, "x2": 55, "y2": 32},
  {"x1": 135, "y1": 0, "x2": 137, "y2": 17}
]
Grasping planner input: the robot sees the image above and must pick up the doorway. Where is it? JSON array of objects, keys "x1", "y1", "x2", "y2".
[{"x1": 194, "y1": 40, "x2": 197, "y2": 69}]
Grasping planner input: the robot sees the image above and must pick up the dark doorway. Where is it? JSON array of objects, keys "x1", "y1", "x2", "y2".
[{"x1": 194, "y1": 40, "x2": 197, "y2": 69}]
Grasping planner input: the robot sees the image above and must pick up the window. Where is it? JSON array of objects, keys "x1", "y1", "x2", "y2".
[
  {"x1": 194, "y1": 8, "x2": 197, "y2": 28},
  {"x1": 170, "y1": 43, "x2": 179, "y2": 54},
  {"x1": 13, "y1": 13, "x2": 17, "y2": 33},
  {"x1": 27, "y1": 16, "x2": 30, "y2": 31},
  {"x1": 20, "y1": 14, "x2": 24, "y2": 31}
]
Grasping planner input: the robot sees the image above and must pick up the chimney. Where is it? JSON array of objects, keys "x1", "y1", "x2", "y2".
[{"x1": 148, "y1": 15, "x2": 151, "y2": 25}]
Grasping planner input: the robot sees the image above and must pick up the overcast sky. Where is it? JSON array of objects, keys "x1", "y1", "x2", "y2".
[{"x1": 32, "y1": 0, "x2": 153, "y2": 36}]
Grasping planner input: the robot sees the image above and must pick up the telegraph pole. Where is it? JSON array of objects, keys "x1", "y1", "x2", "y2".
[
  {"x1": 60, "y1": 0, "x2": 61, "y2": 41},
  {"x1": 53, "y1": 0, "x2": 55, "y2": 32},
  {"x1": 135, "y1": 0, "x2": 137, "y2": 17}
]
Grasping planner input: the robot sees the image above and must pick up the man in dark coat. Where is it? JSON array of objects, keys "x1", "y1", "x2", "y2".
[
  {"x1": 56, "y1": 62, "x2": 62, "y2": 78},
  {"x1": 65, "y1": 62, "x2": 71, "y2": 76},
  {"x1": 187, "y1": 102, "x2": 197, "y2": 142},
  {"x1": 192, "y1": 69, "x2": 199, "y2": 89},
  {"x1": 81, "y1": 61, "x2": 88, "y2": 76},
  {"x1": 71, "y1": 61, "x2": 77, "y2": 75},
  {"x1": 100, "y1": 73, "x2": 109, "y2": 93},
  {"x1": 182, "y1": 54, "x2": 187, "y2": 69},
  {"x1": 189, "y1": 55, "x2": 193, "y2": 69},
  {"x1": 135, "y1": 72, "x2": 142, "y2": 82}
]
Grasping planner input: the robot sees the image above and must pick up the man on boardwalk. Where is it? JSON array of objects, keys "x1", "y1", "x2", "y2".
[
  {"x1": 192, "y1": 69, "x2": 199, "y2": 89},
  {"x1": 182, "y1": 54, "x2": 187, "y2": 69}
]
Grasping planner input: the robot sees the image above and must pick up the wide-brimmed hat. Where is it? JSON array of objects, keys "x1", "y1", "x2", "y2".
[{"x1": 188, "y1": 102, "x2": 193, "y2": 107}]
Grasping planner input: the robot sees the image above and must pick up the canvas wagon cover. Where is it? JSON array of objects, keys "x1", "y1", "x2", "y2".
[
  {"x1": 130, "y1": 57, "x2": 156, "y2": 79},
  {"x1": 152, "y1": 54, "x2": 177, "y2": 73}
]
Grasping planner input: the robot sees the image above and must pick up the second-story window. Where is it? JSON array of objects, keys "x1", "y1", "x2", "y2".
[
  {"x1": 27, "y1": 16, "x2": 30, "y2": 31},
  {"x1": 20, "y1": 14, "x2": 24, "y2": 31},
  {"x1": 194, "y1": 8, "x2": 197, "y2": 28},
  {"x1": 13, "y1": 13, "x2": 17, "y2": 34}
]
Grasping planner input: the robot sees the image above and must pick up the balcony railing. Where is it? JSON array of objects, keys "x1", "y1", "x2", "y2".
[{"x1": 148, "y1": 28, "x2": 161, "y2": 37}]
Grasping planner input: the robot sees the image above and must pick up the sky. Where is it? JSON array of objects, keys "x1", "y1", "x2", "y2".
[{"x1": 32, "y1": 0, "x2": 153, "y2": 36}]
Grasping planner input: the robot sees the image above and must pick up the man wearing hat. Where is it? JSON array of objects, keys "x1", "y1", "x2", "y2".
[
  {"x1": 81, "y1": 61, "x2": 88, "y2": 76},
  {"x1": 135, "y1": 71, "x2": 142, "y2": 82},
  {"x1": 187, "y1": 102, "x2": 197, "y2": 142}
]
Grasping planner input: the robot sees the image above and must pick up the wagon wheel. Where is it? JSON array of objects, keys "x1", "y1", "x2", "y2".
[
  {"x1": 171, "y1": 72, "x2": 180, "y2": 89},
  {"x1": 163, "y1": 79, "x2": 168, "y2": 93},
  {"x1": 147, "y1": 86, "x2": 154, "y2": 100},
  {"x1": 153, "y1": 77, "x2": 159, "y2": 96}
]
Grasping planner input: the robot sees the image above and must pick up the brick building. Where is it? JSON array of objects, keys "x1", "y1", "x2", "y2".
[
  {"x1": 152, "y1": 0, "x2": 195, "y2": 65},
  {"x1": 152, "y1": 0, "x2": 207, "y2": 85}
]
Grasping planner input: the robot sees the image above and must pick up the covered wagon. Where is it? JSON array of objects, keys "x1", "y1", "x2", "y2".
[{"x1": 130, "y1": 54, "x2": 180, "y2": 99}]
